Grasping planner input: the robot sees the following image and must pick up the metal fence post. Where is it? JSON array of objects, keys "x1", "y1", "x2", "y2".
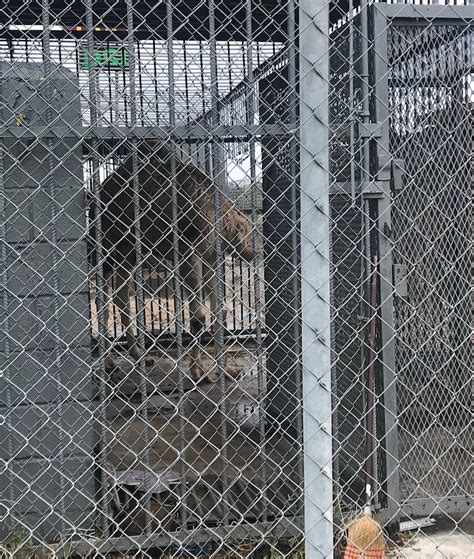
[{"x1": 299, "y1": 1, "x2": 333, "y2": 558}]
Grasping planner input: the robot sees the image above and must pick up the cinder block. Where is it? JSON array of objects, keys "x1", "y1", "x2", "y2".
[
  {"x1": 0, "y1": 293, "x2": 91, "y2": 352},
  {"x1": 0, "y1": 455, "x2": 96, "y2": 515},
  {"x1": 1, "y1": 61, "x2": 82, "y2": 129},
  {"x1": 0, "y1": 60, "x2": 95, "y2": 539},
  {"x1": 4, "y1": 241, "x2": 89, "y2": 297},
  {"x1": 0, "y1": 347, "x2": 93, "y2": 406},
  {"x1": 0, "y1": 400, "x2": 96, "y2": 460},
  {"x1": 0, "y1": 456, "x2": 96, "y2": 540},
  {"x1": 5, "y1": 186, "x2": 87, "y2": 244},
  {"x1": 3, "y1": 139, "x2": 84, "y2": 189}
]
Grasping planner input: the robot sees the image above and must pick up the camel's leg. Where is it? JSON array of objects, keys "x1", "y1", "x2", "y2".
[
  {"x1": 180, "y1": 255, "x2": 208, "y2": 383},
  {"x1": 114, "y1": 265, "x2": 154, "y2": 367},
  {"x1": 203, "y1": 259, "x2": 239, "y2": 379}
]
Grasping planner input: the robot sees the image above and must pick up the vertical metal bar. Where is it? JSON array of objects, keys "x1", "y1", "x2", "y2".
[
  {"x1": 299, "y1": 0, "x2": 333, "y2": 557},
  {"x1": 165, "y1": 273, "x2": 172, "y2": 334},
  {"x1": 114, "y1": 71, "x2": 120, "y2": 125},
  {"x1": 110, "y1": 269, "x2": 117, "y2": 340},
  {"x1": 6, "y1": 37, "x2": 14, "y2": 62},
  {"x1": 199, "y1": 40, "x2": 207, "y2": 118},
  {"x1": 122, "y1": 52, "x2": 128, "y2": 127},
  {"x1": 231, "y1": 258, "x2": 237, "y2": 331},
  {"x1": 239, "y1": 258, "x2": 244, "y2": 327},
  {"x1": 41, "y1": 0, "x2": 67, "y2": 534},
  {"x1": 245, "y1": 0, "x2": 266, "y2": 519},
  {"x1": 360, "y1": 0, "x2": 371, "y2": 186},
  {"x1": 348, "y1": 2, "x2": 356, "y2": 204},
  {"x1": 107, "y1": 39, "x2": 113, "y2": 123},
  {"x1": 166, "y1": 0, "x2": 188, "y2": 527},
  {"x1": 85, "y1": 0, "x2": 111, "y2": 536},
  {"x1": 373, "y1": 4, "x2": 400, "y2": 519},
  {"x1": 227, "y1": 42, "x2": 233, "y2": 90},
  {"x1": 288, "y1": 0, "x2": 304, "y2": 491},
  {"x1": 137, "y1": 41, "x2": 145, "y2": 125},
  {"x1": 246, "y1": 264, "x2": 252, "y2": 329},
  {"x1": 152, "y1": 38, "x2": 160, "y2": 124},
  {"x1": 125, "y1": 0, "x2": 152, "y2": 534},
  {"x1": 104, "y1": 39, "x2": 116, "y2": 124},
  {"x1": 208, "y1": 0, "x2": 229, "y2": 525},
  {"x1": 183, "y1": 41, "x2": 191, "y2": 124},
  {"x1": 149, "y1": 272, "x2": 157, "y2": 337},
  {"x1": 158, "y1": 270, "x2": 165, "y2": 334},
  {"x1": 365, "y1": 256, "x2": 378, "y2": 491},
  {"x1": 0, "y1": 61, "x2": 15, "y2": 537}
]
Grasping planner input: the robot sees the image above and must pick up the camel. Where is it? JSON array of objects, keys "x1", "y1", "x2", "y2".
[{"x1": 89, "y1": 141, "x2": 260, "y2": 382}]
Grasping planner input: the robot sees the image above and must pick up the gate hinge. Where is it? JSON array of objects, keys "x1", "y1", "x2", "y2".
[{"x1": 393, "y1": 264, "x2": 408, "y2": 298}]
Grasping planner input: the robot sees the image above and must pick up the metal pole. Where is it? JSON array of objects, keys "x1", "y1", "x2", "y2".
[
  {"x1": 245, "y1": 0, "x2": 266, "y2": 521},
  {"x1": 85, "y1": 0, "x2": 111, "y2": 536},
  {"x1": 372, "y1": 5, "x2": 400, "y2": 519},
  {"x1": 348, "y1": 1, "x2": 356, "y2": 204},
  {"x1": 208, "y1": 0, "x2": 229, "y2": 525},
  {"x1": 299, "y1": 0, "x2": 333, "y2": 557},
  {"x1": 0, "y1": 60, "x2": 15, "y2": 537},
  {"x1": 287, "y1": 0, "x2": 304, "y2": 495},
  {"x1": 41, "y1": 0, "x2": 66, "y2": 533},
  {"x1": 166, "y1": 0, "x2": 188, "y2": 527},
  {"x1": 360, "y1": 0, "x2": 370, "y2": 187},
  {"x1": 125, "y1": 0, "x2": 152, "y2": 534}
]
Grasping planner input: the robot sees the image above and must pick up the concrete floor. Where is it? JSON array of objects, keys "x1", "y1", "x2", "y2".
[{"x1": 390, "y1": 515, "x2": 473, "y2": 558}]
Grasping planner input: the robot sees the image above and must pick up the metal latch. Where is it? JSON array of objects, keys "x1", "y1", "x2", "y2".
[
  {"x1": 392, "y1": 159, "x2": 405, "y2": 190},
  {"x1": 393, "y1": 264, "x2": 408, "y2": 298}
]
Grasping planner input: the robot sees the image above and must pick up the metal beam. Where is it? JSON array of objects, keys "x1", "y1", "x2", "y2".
[
  {"x1": 0, "y1": 123, "x2": 295, "y2": 141},
  {"x1": 299, "y1": 0, "x2": 333, "y2": 557}
]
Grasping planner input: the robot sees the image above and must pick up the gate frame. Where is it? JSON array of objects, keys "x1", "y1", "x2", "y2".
[{"x1": 372, "y1": 2, "x2": 472, "y2": 523}]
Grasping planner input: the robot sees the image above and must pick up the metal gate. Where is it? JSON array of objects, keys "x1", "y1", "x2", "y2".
[{"x1": 373, "y1": 4, "x2": 472, "y2": 517}]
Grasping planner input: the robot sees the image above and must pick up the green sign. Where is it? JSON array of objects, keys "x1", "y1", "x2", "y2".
[{"x1": 81, "y1": 47, "x2": 128, "y2": 69}]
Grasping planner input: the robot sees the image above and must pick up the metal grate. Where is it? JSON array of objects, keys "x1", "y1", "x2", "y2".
[{"x1": 389, "y1": 23, "x2": 472, "y2": 503}]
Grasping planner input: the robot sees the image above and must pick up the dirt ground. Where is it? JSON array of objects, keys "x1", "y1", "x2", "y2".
[{"x1": 389, "y1": 515, "x2": 473, "y2": 558}]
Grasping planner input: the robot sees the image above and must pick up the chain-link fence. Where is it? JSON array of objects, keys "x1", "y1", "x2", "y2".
[{"x1": 0, "y1": 1, "x2": 472, "y2": 557}]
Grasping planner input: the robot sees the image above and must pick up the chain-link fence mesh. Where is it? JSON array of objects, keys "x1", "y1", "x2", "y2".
[{"x1": 0, "y1": 1, "x2": 472, "y2": 557}]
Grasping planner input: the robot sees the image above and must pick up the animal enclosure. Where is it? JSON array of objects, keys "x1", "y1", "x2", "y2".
[{"x1": 0, "y1": 0, "x2": 472, "y2": 556}]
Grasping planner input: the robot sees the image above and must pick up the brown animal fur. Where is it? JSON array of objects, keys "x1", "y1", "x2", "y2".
[{"x1": 91, "y1": 142, "x2": 260, "y2": 381}]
